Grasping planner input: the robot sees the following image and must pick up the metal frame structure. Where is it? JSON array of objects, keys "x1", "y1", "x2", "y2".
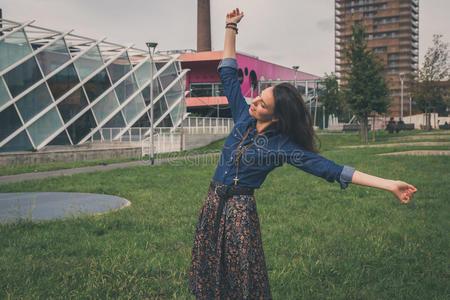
[{"x1": 0, "y1": 18, "x2": 188, "y2": 152}]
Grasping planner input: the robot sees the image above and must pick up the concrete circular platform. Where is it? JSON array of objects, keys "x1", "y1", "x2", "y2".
[{"x1": 0, "y1": 192, "x2": 131, "y2": 223}]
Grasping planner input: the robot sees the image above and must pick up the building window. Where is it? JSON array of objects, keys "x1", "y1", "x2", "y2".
[
  {"x1": 237, "y1": 68, "x2": 244, "y2": 84},
  {"x1": 373, "y1": 47, "x2": 387, "y2": 53},
  {"x1": 190, "y1": 82, "x2": 224, "y2": 97}
]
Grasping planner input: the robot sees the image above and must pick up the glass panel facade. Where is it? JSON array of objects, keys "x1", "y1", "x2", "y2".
[
  {"x1": 57, "y1": 88, "x2": 89, "y2": 123},
  {"x1": 165, "y1": 80, "x2": 182, "y2": 108},
  {"x1": 170, "y1": 103, "x2": 182, "y2": 126},
  {"x1": 134, "y1": 60, "x2": 157, "y2": 88},
  {"x1": 67, "y1": 109, "x2": 96, "y2": 144},
  {"x1": 27, "y1": 108, "x2": 63, "y2": 147},
  {"x1": 107, "y1": 53, "x2": 131, "y2": 83},
  {"x1": 159, "y1": 114, "x2": 173, "y2": 127},
  {"x1": 47, "y1": 63, "x2": 79, "y2": 100},
  {"x1": 0, "y1": 79, "x2": 10, "y2": 107},
  {"x1": 155, "y1": 62, "x2": 165, "y2": 71},
  {"x1": 0, "y1": 131, "x2": 33, "y2": 152},
  {"x1": 92, "y1": 90, "x2": 119, "y2": 124},
  {"x1": 3, "y1": 56, "x2": 43, "y2": 98},
  {"x1": 73, "y1": 45, "x2": 104, "y2": 81},
  {"x1": 122, "y1": 93, "x2": 145, "y2": 123},
  {"x1": 133, "y1": 113, "x2": 150, "y2": 128},
  {"x1": 153, "y1": 97, "x2": 168, "y2": 122},
  {"x1": 35, "y1": 39, "x2": 70, "y2": 76},
  {"x1": 48, "y1": 130, "x2": 71, "y2": 145},
  {"x1": 0, "y1": 105, "x2": 23, "y2": 142},
  {"x1": 0, "y1": 21, "x2": 187, "y2": 151},
  {"x1": 115, "y1": 74, "x2": 138, "y2": 103},
  {"x1": 84, "y1": 69, "x2": 111, "y2": 102},
  {"x1": 0, "y1": 29, "x2": 32, "y2": 72},
  {"x1": 104, "y1": 111, "x2": 125, "y2": 128},
  {"x1": 142, "y1": 79, "x2": 162, "y2": 106},
  {"x1": 15, "y1": 83, "x2": 53, "y2": 123},
  {"x1": 159, "y1": 63, "x2": 178, "y2": 90}
]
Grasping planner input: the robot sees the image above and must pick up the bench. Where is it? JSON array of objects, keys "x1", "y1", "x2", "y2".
[
  {"x1": 386, "y1": 123, "x2": 414, "y2": 132},
  {"x1": 439, "y1": 124, "x2": 450, "y2": 130},
  {"x1": 343, "y1": 124, "x2": 371, "y2": 132},
  {"x1": 396, "y1": 123, "x2": 415, "y2": 131}
]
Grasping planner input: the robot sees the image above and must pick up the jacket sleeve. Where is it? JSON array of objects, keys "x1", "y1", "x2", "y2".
[
  {"x1": 284, "y1": 145, "x2": 355, "y2": 189},
  {"x1": 217, "y1": 58, "x2": 250, "y2": 123}
]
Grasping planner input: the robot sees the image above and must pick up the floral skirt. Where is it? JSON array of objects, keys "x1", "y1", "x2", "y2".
[{"x1": 189, "y1": 181, "x2": 272, "y2": 299}]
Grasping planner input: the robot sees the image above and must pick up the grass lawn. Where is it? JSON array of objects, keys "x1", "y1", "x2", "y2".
[{"x1": 0, "y1": 132, "x2": 449, "y2": 299}]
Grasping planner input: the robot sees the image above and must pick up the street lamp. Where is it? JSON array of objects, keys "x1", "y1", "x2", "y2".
[
  {"x1": 215, "y1": 89, "x2": 220, "y2": 118},
  {"x1": 409, "y1": 96, "x2": 412, "y2": 123},
  {"x1": 146, "y1": 42, "x2": 158, "y2": 165},
  {"x1": 399, "y1": 72, "x2": 405, "y2": 120},
  {"x1": 292, "y1": 66, "x2": 299, "y2": 89}
]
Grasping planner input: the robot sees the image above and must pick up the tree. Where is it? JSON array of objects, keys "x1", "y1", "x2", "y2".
[
  {"x1": 341, "y1": 24, "x2": 390, "y2": 142},
  {"x1": 409, "y1": 34, "x2": 449, "y2": 130},
  {"x1": 320, "y1": 73, "x2": 346, "y2": 121}
]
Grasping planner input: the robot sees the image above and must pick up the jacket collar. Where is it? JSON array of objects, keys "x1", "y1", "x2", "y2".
[{"x1": 250, "y1": 118, "x2": 279, "y2": 137}]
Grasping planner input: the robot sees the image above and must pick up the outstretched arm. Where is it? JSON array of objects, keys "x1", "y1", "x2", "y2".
[
  {"x1": 284, "y1": 142, "x2": 417, "y2": 204},
  {"x1": 351, "y1": 170, "x2": 417, "y2": 204}
]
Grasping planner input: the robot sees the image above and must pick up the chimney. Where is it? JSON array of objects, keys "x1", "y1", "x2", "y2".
[
  {"x1": 197, "y1": 0, "x2": 211, "y2": 52},
  {"x1": 0, "y1": 9, "x2": 3, "y2": 36}
]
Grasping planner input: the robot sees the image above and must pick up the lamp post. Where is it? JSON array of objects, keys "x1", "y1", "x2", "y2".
[
  {"x1": 146, "y1": 42, "x2": 158, "y2": 165},
  {"x1": 399, "y1": 72, "x2": 404, "y2": 120},
  {"x1": 292, "y1": 66, "x2": 299, "y2": 89},
  {"x1": 409, "y1": 96, "x2": 412, "y2": 123},
  {"x1": 216, "y1": 89, "x2": 220, "y2": 118}
]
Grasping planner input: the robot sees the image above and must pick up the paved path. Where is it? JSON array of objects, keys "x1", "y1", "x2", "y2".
[
  {"x1": 0, "y1": 152, "x2": 221, "y2": 184},
  {"x1": 387, "y1": 135, "x2": 450, "y2": 141},
  {"x1": 419, "y1": 131, "x2": 450, "y2": 135},
  {"x1": 377, "y1": 150, "x2": 450, "y2": 156},
  {"x1": 341, "y1": 141, "x2": 450, "y2": 149}
]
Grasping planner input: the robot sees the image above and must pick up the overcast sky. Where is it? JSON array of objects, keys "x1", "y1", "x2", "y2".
[{"x1": 2, "y1": 0, "x2": 449, "y2": 76}]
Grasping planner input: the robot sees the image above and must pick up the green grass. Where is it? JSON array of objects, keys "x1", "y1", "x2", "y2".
[
  {"x1": 0, "y1": 134, "x2": 449, "y2": 299},
  {"x1": 0, "y1": 138, "x2": 226, "y2": 177}
]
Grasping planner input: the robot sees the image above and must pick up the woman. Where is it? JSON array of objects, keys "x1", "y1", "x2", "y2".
[{"x1": 189, "y1": 8, "x2": 417, "y2": 299}]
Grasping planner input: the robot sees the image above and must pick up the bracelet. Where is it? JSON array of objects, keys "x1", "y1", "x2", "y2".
[
  {"x1": 225, "y1": 24, "x2": 238, "y2": 34},
  {"x1": 226, "y1": 22, "x2": 237, "y2": 26}
]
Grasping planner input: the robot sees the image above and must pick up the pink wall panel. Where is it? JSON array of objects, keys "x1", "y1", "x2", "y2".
[{"x1": 181, "y1": 51, "x2": 321, "y2": 99}]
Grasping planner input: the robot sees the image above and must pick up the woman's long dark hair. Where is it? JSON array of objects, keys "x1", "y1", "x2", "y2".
[{"x1": 272, "y1": 83, "x2": 320, "y2": 153}]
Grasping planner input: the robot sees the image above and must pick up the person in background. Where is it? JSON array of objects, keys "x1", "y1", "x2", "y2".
[{"x1": 387, "y1": 117, "x2": 396, "y2": 134}]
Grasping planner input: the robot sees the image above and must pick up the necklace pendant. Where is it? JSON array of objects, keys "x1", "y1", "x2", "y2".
[{"x1": 233, "y1": 176, "x2": 239, "y2": 185}]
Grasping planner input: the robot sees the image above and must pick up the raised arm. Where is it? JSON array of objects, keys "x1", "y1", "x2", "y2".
[
  {"x1": 223, "y1": 8, "x2": 243, "y2": 59},
  {"x1": 350, "y1": 170, "x2": 417, "y2": 204},
  {"x1": 217, "y1": 8, "x2": 249, "y2": 123}
]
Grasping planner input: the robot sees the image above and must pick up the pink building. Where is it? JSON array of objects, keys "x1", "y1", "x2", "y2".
[{"x1": 179, "y1": 51, "x2": 321, "y2": 117}]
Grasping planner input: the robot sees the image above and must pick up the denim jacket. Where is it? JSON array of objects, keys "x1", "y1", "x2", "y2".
[{"x1": 212, "y1": 58, "x2": 354, "y2": 189}]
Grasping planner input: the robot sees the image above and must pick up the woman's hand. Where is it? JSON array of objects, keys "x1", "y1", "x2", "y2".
[
  {"x1": 226, "y1": 8, "x2": 244, "y2": 25},
  {"x1": 351, "y1": 170, "x2": 417, "y2": 204},
  {"x1": 389, "y1": 181, "x2": 418, "y2": 204}
]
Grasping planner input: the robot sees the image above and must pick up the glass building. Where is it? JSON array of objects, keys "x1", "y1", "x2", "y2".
[{"x1": 0, "y1": 18, "x2": 188, "y2": 152}]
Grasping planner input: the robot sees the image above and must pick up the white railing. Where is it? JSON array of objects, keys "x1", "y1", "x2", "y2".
[
  {"x1": 91, "y1": 117, "x2": 233, "y2": 143},
  {"x1": 141, "y1": 133, "x2": 184, "y2": 155},
  {"x1": 183, "y1": 117, "x2": 233, "y2": 134}
]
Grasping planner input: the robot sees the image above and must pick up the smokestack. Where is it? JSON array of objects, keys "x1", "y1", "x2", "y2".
[
  {"x1": 0, "y1": 9, "x2": 3, "y2": 36},
  {"x1": 197, "y1": 0, "x2": 211, "y2": 52}
]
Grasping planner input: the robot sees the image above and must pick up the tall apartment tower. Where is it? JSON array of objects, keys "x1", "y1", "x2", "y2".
[{"x1": 335, "y1": 0, "x2": 419, "y2": 117}]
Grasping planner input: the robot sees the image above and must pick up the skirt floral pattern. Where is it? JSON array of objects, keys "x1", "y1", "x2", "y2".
[{"x1": 189, "y1": 181, "x2": 272, "y2": 299}]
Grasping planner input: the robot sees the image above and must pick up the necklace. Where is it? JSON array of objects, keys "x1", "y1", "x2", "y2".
[{"x1": 233, "y1": 125, "x2": 254, "y2": 185}]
